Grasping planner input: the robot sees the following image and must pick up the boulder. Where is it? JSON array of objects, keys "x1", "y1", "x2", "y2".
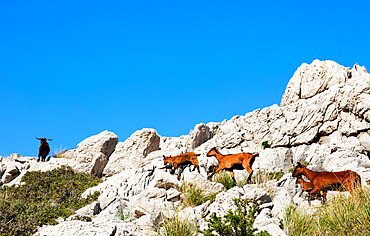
[
  {"x1": 72, "y1": 130, "x2": 118, "y2": 177},
  {"x1": 185, "y1": 123, "x2": 212, "y2": 150},
  {"x1": 103, "y1": 128, "x2": 160, "y2": 175},
  {"x1": 1, "y1": 162, "x2": 21, "y2": 184}
]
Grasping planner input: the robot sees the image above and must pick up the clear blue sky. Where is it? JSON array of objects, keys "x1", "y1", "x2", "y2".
[{"x1": 1, "y1": 1, "x2": 369, "y2": 157}]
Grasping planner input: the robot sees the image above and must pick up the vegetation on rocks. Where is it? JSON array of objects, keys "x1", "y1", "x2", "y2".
[
  {"x1": 153, "y1": 213, "x2": 199, "y2": 236},
  {"x1": 181, "y1": 182, "x2": 218, "y2": 207},
  {"x1": 0, "y1": 166, "x2": 101, "y2": 236},
  {"x1": 202, "y1": 198, "x2": 271, "y2": 236},
  {"x1": 261, "y1": 141, "x2": 270, "y2": 149},
  {"x1": 212, "y1": 170, "x2": 235, "y2": 190},
  {"x1": 250, "y1": 170, "x2": 285, "y2": 184},
  {"x1": 284, "y1": 189, "x2": 370, "y2": 236}
]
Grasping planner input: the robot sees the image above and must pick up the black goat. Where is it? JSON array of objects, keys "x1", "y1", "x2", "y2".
[{"x1": 36, "y1": 137, "x2": 52, "y2": 162}]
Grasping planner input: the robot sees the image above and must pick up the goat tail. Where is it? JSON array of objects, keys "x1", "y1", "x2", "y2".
[{"x1": 250, "y1": 153, "x2": 258, "y2": 168}]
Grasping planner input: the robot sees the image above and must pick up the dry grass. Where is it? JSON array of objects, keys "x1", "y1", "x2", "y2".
[
  {"x1": 250, "y1": 170, "x2": 284, "y2": 198},
  {"x1": 212, "y1": 170, "x2": 235, "y2": 190},
  {"x1": 283, "y1": 188, "x2": 370, "y2": 236},
  {"x1": 152, "y1": 212, "x2": 198, "y2": 236},
  {"x1": 181, "y1": 182, "x2": 217, "y2": 208}
]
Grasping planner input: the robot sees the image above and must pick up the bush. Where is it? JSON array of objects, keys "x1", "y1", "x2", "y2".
[
  {"x1": 153, "y1": 213, "x2": 198, "y2": 236},
  {"x1": 212, "y1": 170, "x2": 235, "y2": 190},
  {"x1": 181, "y1": 182, "x2": 217, "y2": 207},
  {"x1": 261, "y1": 141, "x2": 270, "y2": 149},
  {"x1": 0, "y1": 166, "x2": 101, "y2": 236},
  {"x1": 202, "y1": 198, "x2": 271, "y2": 236}
]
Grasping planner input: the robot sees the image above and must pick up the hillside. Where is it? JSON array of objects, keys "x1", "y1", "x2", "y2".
[{"x1": 1, "y1": 60, "x2": 369, "y2": 236}]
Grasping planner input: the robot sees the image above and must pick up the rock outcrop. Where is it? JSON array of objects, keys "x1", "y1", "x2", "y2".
[
  {"x1": 2, "y1": 60, "x2": 370, "y2": 236},
  {"x1": 103, "y1": 128, "x2": 160, "y2": 175},
  {"x1": 70, "y1": 130, "x2": 118, "y2": 177}
]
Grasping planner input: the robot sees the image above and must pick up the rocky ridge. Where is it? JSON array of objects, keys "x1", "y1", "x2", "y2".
[{"x1": 1, "y1": 60, "x2": 369, "y2": 236}]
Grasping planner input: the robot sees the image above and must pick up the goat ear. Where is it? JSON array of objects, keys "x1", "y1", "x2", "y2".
[
  {"x1": 47, "y1": 138, "x2": 52, "y2": 141},
  {"x1": 36, "y1": 137, "x2": 40, "y2": 140},
  {"x1": 297, "y1": 162, "x2": 302, "y2": 167}
]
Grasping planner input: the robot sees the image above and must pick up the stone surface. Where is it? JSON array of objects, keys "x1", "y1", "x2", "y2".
[
  {"x1": 72, "y1": 130, "x2": 118, "y2": 177},
  {"x1": 8, "y1": 60, "x2": 370, "y2": 236},
  {"x1": 103, "y1": 128, "x2": 160, "y2": 175}
]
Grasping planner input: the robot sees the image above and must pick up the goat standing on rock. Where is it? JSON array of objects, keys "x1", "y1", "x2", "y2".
[
  {"x1": 36, "y1": 137, "x2": 52, "y2": 162},
  {"x1": 207, "y1": 147, "x2": 257, "y2": 183}
]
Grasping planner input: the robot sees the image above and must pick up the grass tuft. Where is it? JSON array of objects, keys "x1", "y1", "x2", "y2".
[
  {"x1": 153, "y1": 213, "x2": 198, "y2": 236},
  {"x1": 212, "y1": 170, "x2": 235, "y2": 190},
  {"x1": 181, "y1": 182, "x2": 217, "y2": 207},
  {"x1": 283, "y1": 189, "x2": 370, "y2": 236},
  {"x1": 283, "y1": 204, "x2": 317, "y2": 236}
]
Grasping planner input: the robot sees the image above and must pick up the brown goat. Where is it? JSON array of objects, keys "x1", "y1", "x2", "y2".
[
  {"x1": 296, "y1": 175, "x2": 327, "y2": 203},
  {"x1": 292, "y1": 162, "x2": 361, "y2": 198},
  {"x1": 206, "y1": 147, "x2": 257, "y2": 182},
  {"x1": 36, "y1": 137, "x2": 52, "y2": 162},
  {"x1": 163, "y1": 152, "x2": 200, "y2": 174}
]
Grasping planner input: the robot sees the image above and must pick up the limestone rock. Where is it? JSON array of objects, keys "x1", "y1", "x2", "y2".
[
  {"x1": 185, "y1": 123, "x2": 212, "y2": 150},
  {"x1": 103, "y1": 128, "x2": 160, "y2": 175},
  {"x1": 73, "y1": 130, "x2": 118, "y2": 177}
]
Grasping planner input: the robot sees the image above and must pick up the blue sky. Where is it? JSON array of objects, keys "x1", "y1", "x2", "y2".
[{"x1": 1, "y1": 1, "x2": 369, "y2": 157}]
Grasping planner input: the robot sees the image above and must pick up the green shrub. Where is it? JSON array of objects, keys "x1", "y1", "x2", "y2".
[
  {"x1": 181, "y1": 182, "x2": 218, "y2": 207},
  {"x1": 153, "y1": 213, "x2": 198, "y2": 236},
  {"x1": 0, "y1": 166, "x2": 101, "y2": 236},
  {"x1": 202, "y1": 198, "x2": 270, "y2": 236},
  {"x1": 261, "y1": 141, "x2": 270, "y2": 149},
  {"x1": 212, "y1": 170, "x2": 235, "y2": 190}
]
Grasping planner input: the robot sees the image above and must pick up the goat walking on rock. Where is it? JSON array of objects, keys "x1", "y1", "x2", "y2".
[
  {"x1": 163, "y1": 152, "x2": 200, "y2": 175},
  {"x1": 37, "y1": 137, "x2": 52, "y2": 162},
  {"x1": 207, "y1": 147, "x2": 257, "y2": 183}
]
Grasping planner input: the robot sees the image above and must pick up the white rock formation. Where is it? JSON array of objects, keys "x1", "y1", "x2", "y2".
[
  {"x1": 103, "y1": 128, "x2": 160, "y2": 175},
  {"x1": 71, "y1": 130, "x2": 118, "y2": 177},
  {"x1": 5, "y1": 60, "x2": 370, "y2": 236}
]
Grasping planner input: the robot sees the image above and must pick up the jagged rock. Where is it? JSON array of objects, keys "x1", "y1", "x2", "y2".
[
  {"x1": 103, "y1": 128, "x2": 160, "y2": 175},
  {"x1": 281, "y1": 60, "x2": 351, "y2": 106},
  {"x1": 6, "y1": 153, "x2": 23, "y2": 160},
  {"x1": 11, "y1": 60, "x2": 370, "y2": 235},
  {"x1": 208, "y1": 187, "x2": 244, "y2": 217},
  {"x1": 242, "y1": 185, "x2": 272, "y2": 204},
  {"x1": 149, "y1": 170, "x2": 181, "y2": 190},
  {"x1": 72, "y1": 130, "x2": 118, "y2": 177},
  {"x1": 253, "y1": 208, "x2": 287, "y2": 236},
  {"x1": 253, "y1": 147, "x2": 293, "y2": 172},
  {"x1": 1, "y1": 162, "x2": 20, "y2": 184},
  {"x1": 166, "y1": 188, "x2": 181, "y2": 201},
  {"x1": 185, "y1": 123, "x2": 212, "y2": 149},
  {"x1": 181, "y1": 168, "x2": 225, "y2": 194}
]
